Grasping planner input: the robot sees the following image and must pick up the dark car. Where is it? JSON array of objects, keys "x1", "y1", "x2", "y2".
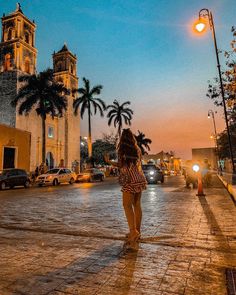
[
  {"x1": 76, "y1": 168, "x2": 105, "y2": 182},
  {"x1": 142, "y1": 164, "x2": 164, "y2": 184},
  {"x1": 0, "y1": 168, "x2": 31, "y2": 190}
]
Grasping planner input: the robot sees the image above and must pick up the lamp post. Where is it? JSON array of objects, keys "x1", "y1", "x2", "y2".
[
  {"x1": 195, "y1": 9, "x2": 235, "y2": 173},
  {"x1": 208, "y1": 110, "x2": 220, "y2": 171}
]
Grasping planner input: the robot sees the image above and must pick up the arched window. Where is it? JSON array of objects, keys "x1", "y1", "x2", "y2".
[
  {"x1": 70, "y1": 64, "x2": 74, "y2": 74},
  {"x1": 7, "y1": 28, "x2": 13, "y2": 40},
  {"x1": 24, "y1": 59, "x2": 30, "y2": 73},
  {"x1": 25, "y1": 32, "x2": 29, "y2": 44},
  {"x1": 56, "y1": 61, "x2": 62, "y2": 72},
  {"x1": 4, "y1": 54, "x2": 11, "y2": 71}
]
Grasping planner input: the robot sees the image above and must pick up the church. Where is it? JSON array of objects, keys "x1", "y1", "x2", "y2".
[{"x1": 0, "y1": 4, "x2": 80, "y2": 171}]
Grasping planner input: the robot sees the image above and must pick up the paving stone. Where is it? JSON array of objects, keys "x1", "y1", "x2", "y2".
[{"x1": 0, "y1": 176, "x2": 235, "y2": 294}]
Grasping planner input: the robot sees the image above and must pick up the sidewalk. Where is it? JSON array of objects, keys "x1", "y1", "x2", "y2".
[{"x1": 218, "y1": 172, "x2": 236, "y2": 204}]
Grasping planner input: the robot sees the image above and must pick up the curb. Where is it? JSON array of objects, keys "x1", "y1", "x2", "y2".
[{"x1": 217, "y1": 174, "x2": 236, "y2": 204}]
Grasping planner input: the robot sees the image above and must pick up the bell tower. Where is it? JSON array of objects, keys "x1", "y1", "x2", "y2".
[
  {"x1": 53, "y1": 44, "x2": 80, "y2": 168},
  {"x1": 0, "y1": 3, "x2": 37, "y2": 74},
  {"x1": 0, "y1": 3, "x2": 37, "y2": 126}
]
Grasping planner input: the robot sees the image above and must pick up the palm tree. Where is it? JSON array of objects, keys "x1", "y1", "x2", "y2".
[
  {"x1": 73, "y1": 77, "x2": 106, "y2": 158},
  {"x1": 11, "y1": 69, "x2": 68, "y2": 163},
  {"x1": 107, "y1": 100, "x2": 133, "y2": 137},
  {"x1": 135, "y1": 130, "x2": 152, "y2": 155}
]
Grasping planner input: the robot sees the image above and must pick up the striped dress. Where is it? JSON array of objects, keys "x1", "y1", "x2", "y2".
[{"x1": 120, "y1": 163, "x2": 147, "y2": 193}]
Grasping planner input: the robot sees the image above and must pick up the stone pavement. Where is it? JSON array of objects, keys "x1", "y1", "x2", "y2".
[{"x1": 0, "y1": 175, "x2": 235, "y2": 295}]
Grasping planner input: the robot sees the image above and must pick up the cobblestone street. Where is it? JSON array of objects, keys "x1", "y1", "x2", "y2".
[{"x1": 0, "y1": 175, "x2": 235, "y2": 295}]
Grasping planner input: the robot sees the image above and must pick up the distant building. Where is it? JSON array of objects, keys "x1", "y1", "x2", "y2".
[
  {"x1": 142, "y1": 151, "x2": 181, "y2": 172},
  {"x1": 0, "y1": 4, "x2": 80, "y2": 171},
  {"x1": 0, "y1": 123, "x2": 31, "y2": 171},
  {"x1": 192, "y1": 147, "x2": 217, "y2": 169}
]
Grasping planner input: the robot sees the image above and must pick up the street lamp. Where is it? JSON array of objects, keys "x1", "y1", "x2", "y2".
[
  {"x1": 208, "y1": 110, "x2": 220, "y2": 171},
  {"x1": 194, "y1": 9, "x2": 235, "y2": 173}
]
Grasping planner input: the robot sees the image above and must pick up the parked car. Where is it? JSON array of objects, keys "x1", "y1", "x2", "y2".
[
  {"x1": 36, "y1": 168, "x2": 76, "y2": 186},
  {"x1": 76, "y1": 168, "x2": 105, "y2": 182},
  {"x1": 142, "y1": 164, "x2": 164, "y2": 184},
  {"x1": 0, "y1": 168, "x2": 31, "y2": 190}
]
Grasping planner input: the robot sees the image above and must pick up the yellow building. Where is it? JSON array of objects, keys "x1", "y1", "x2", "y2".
[
  {"x1": 0, "y1": 4, "x2": 80, "y2": 171},
  {"x1": 0, "y1": 123, "x2": 30, "y2": 171}
]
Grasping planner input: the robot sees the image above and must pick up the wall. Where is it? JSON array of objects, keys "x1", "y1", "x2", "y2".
[{"x1": 0, "y1": 123, "x2": 31, "y2": 171}]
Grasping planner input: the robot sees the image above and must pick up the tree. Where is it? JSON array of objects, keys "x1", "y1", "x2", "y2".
[
  {"x1": 135, "y1": 130, "x2": 152, "y2": 155},
  {"x1": 107, "y1": 100, "x2": 133, "y2": 137},
  {"x1": 11, "y1": 69, "x2": 68, "y2": 163},
  {"x1": 217, "y1": 125, "x2": 236, "y2": 159},
  {"x1": 207, "y1": 27, "x2": 236, "y2": 116},
  {"x1": 92, "y1": 139, "x2": 116, "y2": 166},
  {"x1": 73, "y1": 77, "x2": 106, "y2": 158},
  {"x1": 207, "y1": 26, "x2": 236, "y2": 158}
]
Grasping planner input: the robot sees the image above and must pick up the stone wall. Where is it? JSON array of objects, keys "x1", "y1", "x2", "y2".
[{"x1": 0, "y1": 71, "x2": 17, "y2": 127}]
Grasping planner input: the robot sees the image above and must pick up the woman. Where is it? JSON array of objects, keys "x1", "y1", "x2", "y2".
[{"x1": 104, "y1": 129, "x2": 147, "y2": 247}]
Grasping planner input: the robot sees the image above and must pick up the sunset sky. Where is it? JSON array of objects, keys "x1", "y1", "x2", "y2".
[{"x1": 1, "y1": 0, "x2": 235, "y2": 159}]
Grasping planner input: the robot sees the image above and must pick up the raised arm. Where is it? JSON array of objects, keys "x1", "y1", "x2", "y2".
[{"x1": 104, "y1": 154, "x2": 119, "y2": 167}]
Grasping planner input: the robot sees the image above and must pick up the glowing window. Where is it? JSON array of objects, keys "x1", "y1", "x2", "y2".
[{"x1": 48, "y1": 126, "x2": 54, "y2": 138}]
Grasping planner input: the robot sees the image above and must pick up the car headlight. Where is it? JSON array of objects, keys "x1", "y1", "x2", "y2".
[
  {"x1": 149, "y1": 171, "x2": 155, "y2": 175},
  {"x1": 46, "y1": 175, "x2": 52, "y2": 180}
]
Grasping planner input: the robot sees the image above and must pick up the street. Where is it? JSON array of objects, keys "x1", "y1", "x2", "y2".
[{"x1": 0, "y1": 175, "x2": 235, "y2": 295}]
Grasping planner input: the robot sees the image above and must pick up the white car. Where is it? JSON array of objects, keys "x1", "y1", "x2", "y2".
[{"x1": 36, "y1": 168, "x2": 76, "y2": 186}]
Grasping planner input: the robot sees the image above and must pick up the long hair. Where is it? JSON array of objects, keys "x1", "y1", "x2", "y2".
[{"x1": 117, "y1": 128, "x2": 141, "y2": 167}]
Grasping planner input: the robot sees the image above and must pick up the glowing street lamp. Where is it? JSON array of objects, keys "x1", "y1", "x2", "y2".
[
  {"x1": 194, "y1": 9, "x2": 235, "y2": 173},
  {"x1": 194, "y1": 18, "x2": 207, "y2": 34}
]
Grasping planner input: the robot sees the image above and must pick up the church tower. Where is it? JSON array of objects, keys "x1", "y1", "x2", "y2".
[
  {"x1": 53, "y1": 44, "x2": 80, "y2": 168},
  {"x1": 0, "y1": 5, "x2": 80, "y2": 171},
  {"x1": 0, "y1": 3, "x2": 37, "y2": 126}
]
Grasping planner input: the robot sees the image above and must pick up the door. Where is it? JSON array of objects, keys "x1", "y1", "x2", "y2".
[
  {"x1": 3, "y1": 147, "x2": 15, "y2": 169},
  {"x1": 46, "y1": 152, "x2": 54, "y2": 169}
]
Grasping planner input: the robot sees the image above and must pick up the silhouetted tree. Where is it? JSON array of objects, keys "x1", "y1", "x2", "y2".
[
  {"x1": 73, "y1": 77, "x2": 106, "y2": 158},
  {"x1": 107, "y1": 100, "x2": 133, "y2": 137},
  {"x1": 135, "y1": 130, "x2": 152, "y2": 155},
  {"x1": 11, "y1": 69, "x2": 68, "y2": 162}
]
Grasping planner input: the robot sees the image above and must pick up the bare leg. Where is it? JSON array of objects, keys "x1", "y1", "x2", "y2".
[
  {"x1": 133, "y1": 192, "x2": 142, "y2": 233},
  {"x1": 122, "y1": 191, "x2": 136, "y2": 233}
]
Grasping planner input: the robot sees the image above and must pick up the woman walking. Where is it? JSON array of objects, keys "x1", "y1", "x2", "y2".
[{"x1": 104, "y1": 129, "x2": 147, "y2": 248}]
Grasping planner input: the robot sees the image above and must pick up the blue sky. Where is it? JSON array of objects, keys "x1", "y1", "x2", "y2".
[{"x1": 1, "y1": 0, "x2": 235, "y2": 158}]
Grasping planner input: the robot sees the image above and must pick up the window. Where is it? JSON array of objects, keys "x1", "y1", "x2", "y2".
[
  {"x1": 25, "y1": 59, "x2": 30, "y2": 73},
  {"x1": 25, "y1": 32, "x2": 29, "y2": 44},
  {"x1": 4, "y1": 54, "x2": 11, "y2": 71},
  {"x1": 48, "y1": 126, "x2": 54, "y2": 138},
  {"x1": 7, "y1": 28, "x2": 13, "y2": 40}
]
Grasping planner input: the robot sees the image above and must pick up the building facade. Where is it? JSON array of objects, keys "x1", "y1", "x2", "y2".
[
  {"x1": 192, "y1": 147, "x2": 217, "y2": 170},
  {"x1": 0, "y1": 4, "x2": 80, "y2": 171},
  {"x1": 0, "y1": 123, "x2": 31, "y2": 171},
  {"x1": 143, "y1": 151, "x2": 181, "y2": 172}
]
